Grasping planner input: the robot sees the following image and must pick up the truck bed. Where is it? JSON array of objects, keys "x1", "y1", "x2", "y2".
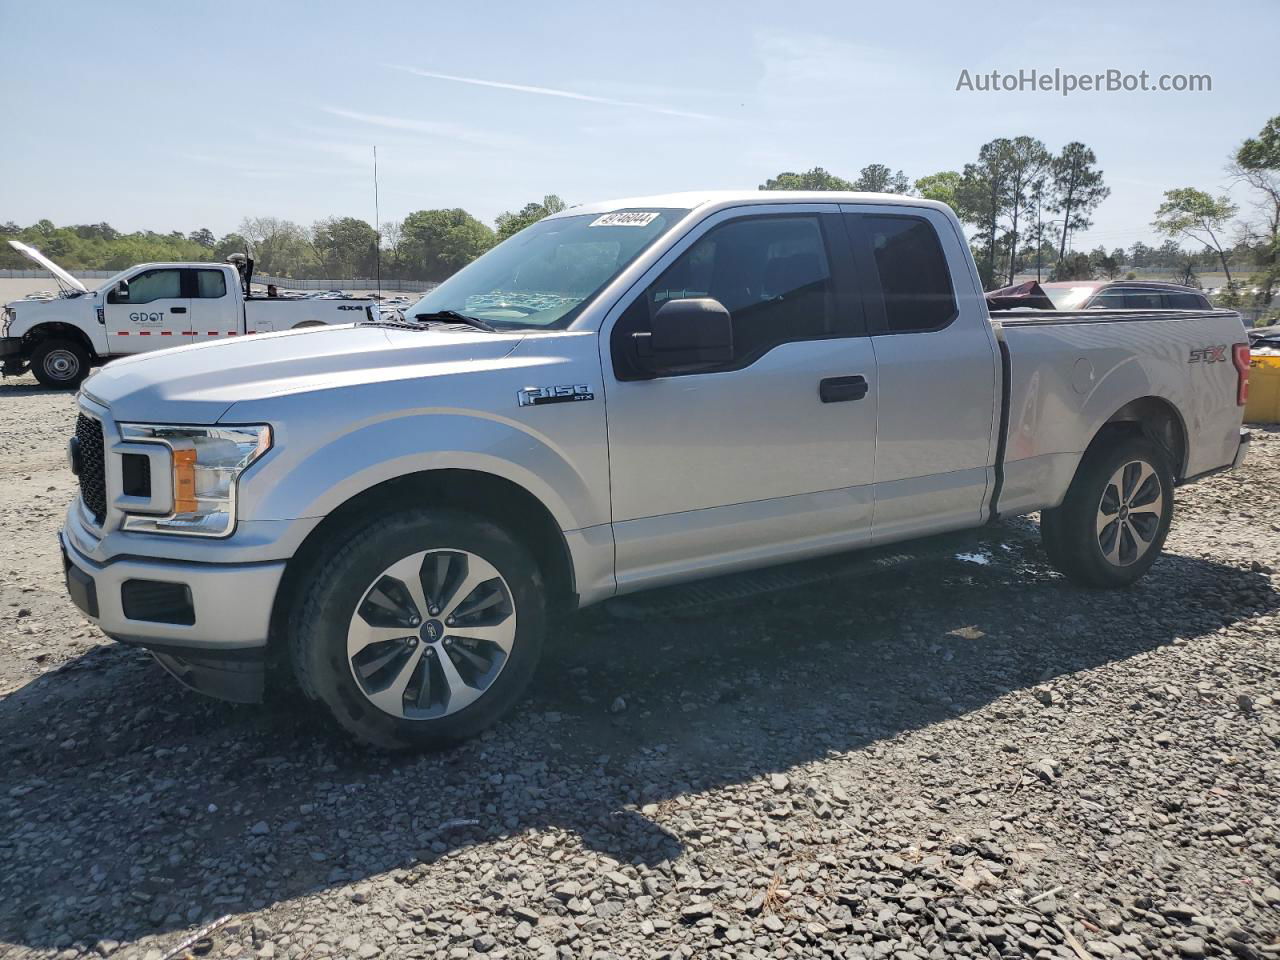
[
  {"x1": 992, "y1": 306, "x2": 1247, "y2": 518},
  {"x1": 243, "y1": 296, "x2": 378, "y2": 332}
]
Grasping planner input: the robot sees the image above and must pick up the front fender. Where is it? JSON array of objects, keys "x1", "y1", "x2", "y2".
[
  {"x1": 237, "y1": 409, "x2": 610, "y2": 534},
  {"x1": 12, "y1": 300, "x2": 107, "y2": 355}
]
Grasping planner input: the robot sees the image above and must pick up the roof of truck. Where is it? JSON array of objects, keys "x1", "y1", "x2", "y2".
[
  {"x1": 546, "y1": 190, "x2": 955, "y2": 218},
  {"x1": 1039, "y1": 280, "x2": 1202, "y2": 291}
]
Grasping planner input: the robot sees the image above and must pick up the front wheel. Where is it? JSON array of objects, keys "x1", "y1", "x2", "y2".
[
  {"x1": 289, "y1": 508, "x2": 546, "y2": 750},
  {"x1": 31, "y1": 338, "x2": 90, "y2": 389},
  {"x1": 1040, "y1": 433, "x2": 1174, "y2": 587}
]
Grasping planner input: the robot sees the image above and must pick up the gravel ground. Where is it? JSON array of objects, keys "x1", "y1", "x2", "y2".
[{"x1": 1, "y1": 371, "x2": 1277, "y2": 960}]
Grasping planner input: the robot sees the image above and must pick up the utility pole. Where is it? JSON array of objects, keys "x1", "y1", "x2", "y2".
[
  {"x1": 1034, "y1": 185, "x2": 1043, "y2": 283},
  {"x1": 373, "y1": 145, "x2": 382, "y2": 299}
]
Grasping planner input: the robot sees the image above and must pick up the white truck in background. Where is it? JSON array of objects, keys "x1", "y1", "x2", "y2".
[{"x1": 1, "y1": 241, "x2": 379, "y2": 388}]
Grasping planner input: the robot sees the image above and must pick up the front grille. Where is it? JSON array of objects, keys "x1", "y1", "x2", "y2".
[{"x1": 75, "y1": 413, "x2": 107, "y2": 524}]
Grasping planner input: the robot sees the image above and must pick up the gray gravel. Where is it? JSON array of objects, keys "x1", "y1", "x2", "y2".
[{"x1": 1, "y1": 371, "x2": 1278, "y2": 960}]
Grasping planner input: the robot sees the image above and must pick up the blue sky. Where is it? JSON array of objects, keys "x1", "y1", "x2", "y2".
[{"x1": 2, "y1": 0, "x2": 1274, "y2": 250}]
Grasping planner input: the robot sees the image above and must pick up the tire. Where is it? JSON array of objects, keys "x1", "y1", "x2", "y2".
[
  {"x1": 289, "y1": 508, "x2": 546, "y2": 750},
  {"x1": 1039, "y1": 432, "x2": 1174, "y2": 588},
  {"x1": 31, "y1": 338, "x2": 90, "y2": 389}
]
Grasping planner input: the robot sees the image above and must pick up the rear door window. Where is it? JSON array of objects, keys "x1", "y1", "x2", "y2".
[
  {"x1": 850, "y1": 215, "x2": 956, "y2": 334},
  {"x1": 193, "y1": 270, "x2": 227, "y2": 299}
]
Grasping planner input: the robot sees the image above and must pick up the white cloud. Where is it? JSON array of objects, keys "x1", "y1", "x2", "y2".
[
  {"x1": 394, "y1": 66, "x2": 721, "y2": 121},
  {"x1": 320, "y1": 107, "x2": 522, "y2": 150}
]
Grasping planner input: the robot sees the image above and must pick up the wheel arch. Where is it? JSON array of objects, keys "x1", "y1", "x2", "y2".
[
  {"x1": 1091, "y1": 395, "x2": 1188, "y2": 481},
  {"x1": 23, "y1": 321, "x2": 99, "y2": 359},
  {"x1": 268, "y1": 468, "x2": 577, "y2": 663}
]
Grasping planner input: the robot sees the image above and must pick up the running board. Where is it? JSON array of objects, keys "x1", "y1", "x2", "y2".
[{"x1": 604, "y1": 529, "x2": 1001, "y2": 619}]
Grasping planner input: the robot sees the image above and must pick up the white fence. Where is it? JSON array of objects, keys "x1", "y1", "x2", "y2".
[{"x1": 253, "y1": 273, "x2": 438, "y2": 293}]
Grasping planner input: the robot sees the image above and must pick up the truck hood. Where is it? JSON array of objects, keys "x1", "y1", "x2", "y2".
[
  {"x1": 81, "y1": 324, "x2": 528, "y2": 424},
  {"x1": 7, "y1": 240, "x2": 89, "y2": 294}
]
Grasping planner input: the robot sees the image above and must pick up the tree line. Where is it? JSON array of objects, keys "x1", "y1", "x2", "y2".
[
  {"x1": 3, "y1": 115, "x2": 1276, "y2": 315},
  {"x1": 0, "y1": 194, "x2": 569, "y2": 284},
  {"x1": 762, "y1": 114, "x2": 1280, "y2": 313}
]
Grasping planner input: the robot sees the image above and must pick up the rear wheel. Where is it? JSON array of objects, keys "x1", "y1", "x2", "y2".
[
  {"x1": 1040, "y1": 433, "x2": 1174, "y2": 587},
  {"x1": 31, "y1": 338, "x2": 90, "y2": 389},
  {"x1": 290, "y1": 508, "x2": 546, "y2": 750}
]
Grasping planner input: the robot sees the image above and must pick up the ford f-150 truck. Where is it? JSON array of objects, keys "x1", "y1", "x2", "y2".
[
  {"x1": 1, "y1": 241, "x2": 379, "y2": 388},
  {"x1": 56, "y1": 191, "x2": 1251, "y2": 749}
]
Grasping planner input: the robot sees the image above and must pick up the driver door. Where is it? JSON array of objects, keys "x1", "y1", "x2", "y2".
[
  {"x1": 601, "y1": 205, "x2": 879, "y2": 592},
  {"x1": 103, "y1": 267, "x2": 191, "y2": 353}
]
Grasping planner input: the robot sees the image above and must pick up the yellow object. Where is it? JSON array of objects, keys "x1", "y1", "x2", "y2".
[{"x1": 1245, "y1": 354, "x2": 1280, "y2": 423}]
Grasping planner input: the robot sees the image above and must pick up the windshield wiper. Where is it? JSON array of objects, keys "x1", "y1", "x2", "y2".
[{"x1": 412, "y1": 310, "x2": 496, "y2": 332}]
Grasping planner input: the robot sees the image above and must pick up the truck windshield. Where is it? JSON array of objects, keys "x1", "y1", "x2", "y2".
[{"x1": 406, "y1": 209, "x2": 687, "y2": 329}]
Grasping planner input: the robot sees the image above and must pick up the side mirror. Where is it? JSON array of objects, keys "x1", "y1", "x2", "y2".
[
  {"x1": 112, "y1": 280, "x2": 130, "y2": 303},
  {"x1": 633, "y1": 298, "x2": 734, "y2": 375}
]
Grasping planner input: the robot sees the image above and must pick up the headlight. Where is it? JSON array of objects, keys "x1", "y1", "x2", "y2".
[
  {"x1": 119, "y1": 424, "x2": 272, "y2": 537},
  {"x1": 1, "y1": 307, "x2": 13, "y2": 337}
]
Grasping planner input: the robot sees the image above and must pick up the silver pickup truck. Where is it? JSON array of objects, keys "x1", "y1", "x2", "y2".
[{"x1": 57, "y1": 191, "x2": 1251, "y2": 749}]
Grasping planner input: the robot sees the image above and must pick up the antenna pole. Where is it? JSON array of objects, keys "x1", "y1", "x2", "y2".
[{"x1": 373, "y1": 145, "x2": 382, "y2": 298}]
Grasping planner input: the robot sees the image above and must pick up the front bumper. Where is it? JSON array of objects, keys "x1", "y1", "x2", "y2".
[
  {"x1": 0, "y1": 337, "x2": 27, "y2": 375},
  {"x1": 59, "y1": 522, "x2": 285, "y2": 703}
]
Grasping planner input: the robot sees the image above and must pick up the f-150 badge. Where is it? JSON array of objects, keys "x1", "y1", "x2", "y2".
[{"x1": 517, "y1": 384, "x2": 595, "y2": 407}]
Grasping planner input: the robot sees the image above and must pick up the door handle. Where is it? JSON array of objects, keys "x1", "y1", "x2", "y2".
[
  {"x1": 170, "y1": 307, "x2": 187, "y2": 314},
  {"x1": 819, "y1": 375, "x2": 868, "y2": 403}
]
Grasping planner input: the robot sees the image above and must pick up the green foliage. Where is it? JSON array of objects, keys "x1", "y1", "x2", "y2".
[
  {"x1": 852, "y1": 164, "x2": 911, "y2": 194},
  {"x1": 400, "y1": 208, "x2": 496, "y2": 282},
  {"x1": 1238, "y1": 115, "x2": 1280, "y2": 171},
  {"x1": 914, "y1": 171, "x2": 961, "y2": 208},
  {"x1": 955, "y1": 138, "x2": 1013, "y2": 287},
  {"x1": 1152, "y1": 187, "x2": 1239, "y2": 285},
  {"x1": 760, "y1": 165, "x2": 911, "y2": 194},
  {"x1": 1088, "y1": 245, "x2": 1123, "y2": 280},
  {"x1": 1050, "y1": 142, "x2": 1109, "y2": 262},
  {"x1": 759, "y1": 167, "x2": 854, "y2": 191},
  {"x1": 0, "y1": 220, "x2": 219, "y2": 271},
  {"x1": 213, "y1": 233, "x2": 250, "y2": 261},
  {"x1": 310, "y1": 217, "x2": 379, "y2": 279},
  {"x1": 1049, "y1": 251, "x2": 1094, "y2": 281},
  {"x1": 237, "y1": 217, "x2": 313, "y2": 276},
  {"x1": 494, "y1": 195, "x2": 567, "y2": 242}
]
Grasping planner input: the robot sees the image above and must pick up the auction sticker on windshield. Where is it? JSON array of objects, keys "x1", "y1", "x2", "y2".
[{"x1": 590, "y1": 212, "x2": 660, "y2": 227}]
